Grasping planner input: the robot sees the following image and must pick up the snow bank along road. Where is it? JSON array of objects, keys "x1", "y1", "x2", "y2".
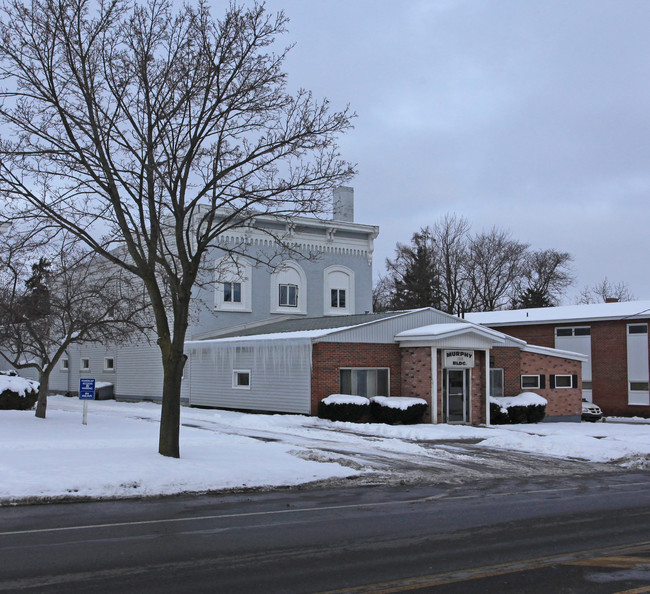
[{"x1": 1, "y1": 396, "x2": 649, "y2": 503}]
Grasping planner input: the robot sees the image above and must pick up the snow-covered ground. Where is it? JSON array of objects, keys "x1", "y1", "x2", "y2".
[{"x1": 1, "y1": 395, "x2": 649, "y2": 504}]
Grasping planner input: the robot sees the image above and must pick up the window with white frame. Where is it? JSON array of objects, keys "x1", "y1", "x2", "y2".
[
  {"x1": 60, "y1": 358, "x2": 69, "y2": 372},
  {"x1": 214, "y1": 257, "x2": 252, "y2": 312},
  {"x1": 340, "y1": 368, "x2": 389, "y2": 398},
  {"x1": 521, "y1": 374, "x2": 541, "y2": 389},
  {"x1": 104, "y1": 357, "x2": 115, "y2": 372},
  {"x1": 627, "y1": 323, "x2": 649, "y2": 405},
  {"x1": 324, "y1": 265, "x2": 354, "y2": 316},
  {"x1": 490, "y1": 368, "x2": 504, "y2": 397},
  {"x1": 233, "y1": 370, "x2": 251, "y2": 389},
  {"x1": 279, "y1": 284, "x2": 298, "y2": 307},
  {"x1": 553, "y1": 374, "x2": 573, "y2": 388},
  {"x1": 80, "y1": 358, "x2": 90, "y2": 371},
  {"x1": 270, "y1": 262, "x2": 306, "y2": 314}
]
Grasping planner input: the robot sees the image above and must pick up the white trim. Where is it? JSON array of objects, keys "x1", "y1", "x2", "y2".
[
  {"x1": 523, "y1": 344, "x2": 589, "y2": 362},
  {"x1": 103, "y1": 356, "x2": 115, "y2": 372},
  {"x1": 431, "y1": 347, "x2": 438, "y2": 424},
  {"x1": 80, "y1": 357, "x2": 90, "y2": 371},
  {"x1": 60, "y1": 358, "x2": 69, "y2": 372},
  {"x1": 323, "y1": 265, "x2": 355, "y2": 316},
  {"x1": 521, "y1": 374, "x2": 541, "y2": 389},
  {"x1": 270, "y1": 261, "x2": 307, "y2": 315},
  {"x1": 214, "y1": 257, "x2": 253, "y2": 313}
]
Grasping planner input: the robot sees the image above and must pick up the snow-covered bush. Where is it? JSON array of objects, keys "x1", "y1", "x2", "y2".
[
  {"x1": 318, "y1": 394, "x2": 369, "y2": 422},
  {"x1": 370, "y1": 396, "x2": 428, "y2": 425},
  {"x1": 489, "y1": 392, "x2": 547, "y2": 424},
  {"x1": 0, "y1": 371, "x2": 39, "y2": 410}
]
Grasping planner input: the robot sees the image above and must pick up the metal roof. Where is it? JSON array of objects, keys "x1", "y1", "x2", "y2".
[{"x1": 213, "y1": 311, "x2": 416, "y2": 338}]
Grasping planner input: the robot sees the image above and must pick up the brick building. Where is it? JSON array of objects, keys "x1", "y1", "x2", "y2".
[
  {"x1": 186, "y1": 308, "x2": 585, "y2": 424},
  {"x1": 466, "y1": 300, "x2": 650, "y2": 418}
]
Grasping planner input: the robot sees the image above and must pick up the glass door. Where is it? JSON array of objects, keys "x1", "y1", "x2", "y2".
[{"x1": 446, "y1": 369, "x2": 466, "y2": 423}]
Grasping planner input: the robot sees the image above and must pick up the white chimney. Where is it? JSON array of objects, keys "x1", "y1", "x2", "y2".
[{"x1": 332, "y1": 186, "x2": 354, "y2": 222}]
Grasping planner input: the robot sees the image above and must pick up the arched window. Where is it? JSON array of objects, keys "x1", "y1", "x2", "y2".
[
  {"x1": 270, "y1": 261, "x2": 307, "y2": 314},
  {"x1": 324, "y1": 265, "x2": 354, "y2": 316},
  {"x1": 214, "y1": 257, "x2": 252, "y2": 312}
]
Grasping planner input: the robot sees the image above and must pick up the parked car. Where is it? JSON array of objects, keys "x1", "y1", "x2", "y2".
[{"x1": 581, "y1": 398, "x2": 603, "y2": 422}]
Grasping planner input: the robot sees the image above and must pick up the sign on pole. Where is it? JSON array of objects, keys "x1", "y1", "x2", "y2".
[{"x1": 79, "y1": 378, "x2": 95, "y2": 425}]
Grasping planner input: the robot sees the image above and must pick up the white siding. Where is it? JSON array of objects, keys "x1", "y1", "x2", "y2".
[{"x1": 188, "y1": 340, "x2": 312, "y2": 413}]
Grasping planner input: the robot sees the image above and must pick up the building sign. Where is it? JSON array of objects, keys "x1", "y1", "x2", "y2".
[{"x1": 443, "y1": 350, "x2": 475, "y2": 369}]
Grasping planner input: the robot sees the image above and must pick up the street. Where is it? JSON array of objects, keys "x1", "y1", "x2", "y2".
[{"x1": 1, "y1": 470, "x2": 649, "y2": 592}]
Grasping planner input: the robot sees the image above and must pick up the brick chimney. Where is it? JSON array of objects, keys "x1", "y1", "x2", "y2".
[{"x1": 332, "y1": 187, "x2": 354, "y2": 222}]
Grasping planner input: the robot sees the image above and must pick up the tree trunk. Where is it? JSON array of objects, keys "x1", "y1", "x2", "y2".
[
  {"x1": 34, "y1": 371, "x2": 50, "y2": 419},
  {"x1": 158, "y1": 341, "x2": 187, "y2": 458}
]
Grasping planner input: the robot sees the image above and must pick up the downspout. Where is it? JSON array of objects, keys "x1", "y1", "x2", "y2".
[{"x1": 485, "y1": 348, "x2": 491, "y2": 425}]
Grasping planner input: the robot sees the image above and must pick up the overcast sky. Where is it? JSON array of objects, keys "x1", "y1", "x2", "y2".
[{"x1": 262, "y1": 0, "x2": 650, "y2": 303}]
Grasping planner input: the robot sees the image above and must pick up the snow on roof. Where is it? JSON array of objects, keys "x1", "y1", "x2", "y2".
[
  {"x1": 523, "y1": 344, "x2": 589, "y2": 362},
  {"x1": 395, "y1": 321, "x2": 512, "y2": 344},
  {"x1": 465, "y1": 300, "x2": 650, "y2": 326},
  {"x1": 185, "y1": 326, "x2": 352, "y2": 345}
]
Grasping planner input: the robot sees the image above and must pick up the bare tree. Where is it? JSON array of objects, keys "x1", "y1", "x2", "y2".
[
  {"x1": 0, "y1": 0, "x2": 353, "y2": 456},
  {"x1": 577, "y1": 278, "x2": 636, "y2": 304},
  {"x1": 512, "y1": 249, "x2": 574, "y2": 308},
  {"x1": 432, "y1": 214, "x2": 471, "y2": 315},
  {"x1": 466, "y1": 228, "x2": 529, "y2": 311},
  {"x1": 0, "y1": 229, "x2": 150, "y2": 419}
]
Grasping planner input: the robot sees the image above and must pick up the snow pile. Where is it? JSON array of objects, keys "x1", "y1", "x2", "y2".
[
  {"x1": 371, "y1": 396, "x2": 427, "y2": 410},
  {"x1": 0, "y1": 373, "x2": 39, "y2": 398},
  {"x1": 489, "y1": 392, "x2": 547, "y2": 412},
  {"x1": 321, "y1": 394, "x2": 369, "y2": 406}
]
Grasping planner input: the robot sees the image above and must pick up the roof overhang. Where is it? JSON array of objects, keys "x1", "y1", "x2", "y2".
[{"x1": 395, "y1": 322, "x2": 517, "y2": 348}]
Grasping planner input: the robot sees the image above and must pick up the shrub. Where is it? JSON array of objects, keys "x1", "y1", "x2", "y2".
[
  {"x1": 0, "y1": 372, "x2": 39, "y2": 410},
  {"x1": 489, "y1": 393, "x2": 547, "y2": 424},
  {"x1": 370, "y1": 397, "x2": 428, "y2": 425},
  {"x1": 318, "y1": 394, "x2": 369, "y2": 422}
]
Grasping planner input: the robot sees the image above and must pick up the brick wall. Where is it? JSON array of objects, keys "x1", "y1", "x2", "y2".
[
  {"x1": 400, "y1": 347, "x2": 432, "y2": 422},
  {"x1": 310, "y1": 343, "x2": 402, "y2": 414},
  {"x1": 470, "y1": 351, "x2": 486, "y2": 424},
  {"x1": 493, "y1": 319, "x2": 650, "y2": 418}
]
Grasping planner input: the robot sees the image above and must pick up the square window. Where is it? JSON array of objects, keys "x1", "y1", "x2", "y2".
[
  {"x1": 80, "y1": 358, "x2": 90, "y2": 371},
  {"x1": 233, "y1": 370, "x2": 251, "y2": 389},
  {"x1": 279, "y1": 284, "x2": 298, "y2": 307},
  {"x1": 521, "y1": 375, "x2": 540, "y2": 389},
  {"x1": 104, "y1": 357, "x2": 115, "y2": 371},
  {"x1": 331, "y1": 289, "x2": 346, "y2": 308}
]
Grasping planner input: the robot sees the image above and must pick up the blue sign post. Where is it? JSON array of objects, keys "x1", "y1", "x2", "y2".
[{"x1": 79, "y1": 378, "x2": 95, "y2": 425}]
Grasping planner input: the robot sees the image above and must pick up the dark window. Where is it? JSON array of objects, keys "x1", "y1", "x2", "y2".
[
  {"x1": 574, "y1": 327, "x2": 591, "y2": 336},
  {"x1": 233, "y1": 370, "x2": 250, "y2": 388},
  {"x1": 556, "y1": 328, "x2": 572, "y2": 337},
  {"x1": 279, "y1": 284, "x2": 298, "y2": 307},
  {"x1": 628, "y1": 324, "x2": 648, "y2": 335},
  {"x1": 630, "y1": 382, "x2": 649, "y2": 391},
  {"x1": 521, "y1": 375, "x2": 540, "y2": 389},
  {"x1": 490, "y1": 369, "x2": 504, "y2": 397},
  {"x1": 331, "y1": 289, "x2": 346, "y2": 308},
  {"x1": 339, "y1": 368, "x2": 389, "y2": 397},
  {"x1": 224, "y1": 282, "x2": 242, "y2": 303}
]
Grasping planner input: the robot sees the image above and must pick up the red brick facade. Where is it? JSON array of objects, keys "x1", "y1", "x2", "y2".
[
  {"x1": 310, "y1": 343, "x2": 402, "y2": 415},
  {"x1": 312, "y1": 342, "x2": 581, "y2": 423},
  {"x1": 493, "y1": 319, "x2": 650, "y2": 418}
]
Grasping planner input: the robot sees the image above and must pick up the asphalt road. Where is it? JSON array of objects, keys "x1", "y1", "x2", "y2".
[{"x1": 1, "y1": 470, "x2": 650, "y2": 593}]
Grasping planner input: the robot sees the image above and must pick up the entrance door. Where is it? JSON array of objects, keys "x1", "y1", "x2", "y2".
[{"x1": 446, "y1": 369, "x2": 466, "y2": 423}]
